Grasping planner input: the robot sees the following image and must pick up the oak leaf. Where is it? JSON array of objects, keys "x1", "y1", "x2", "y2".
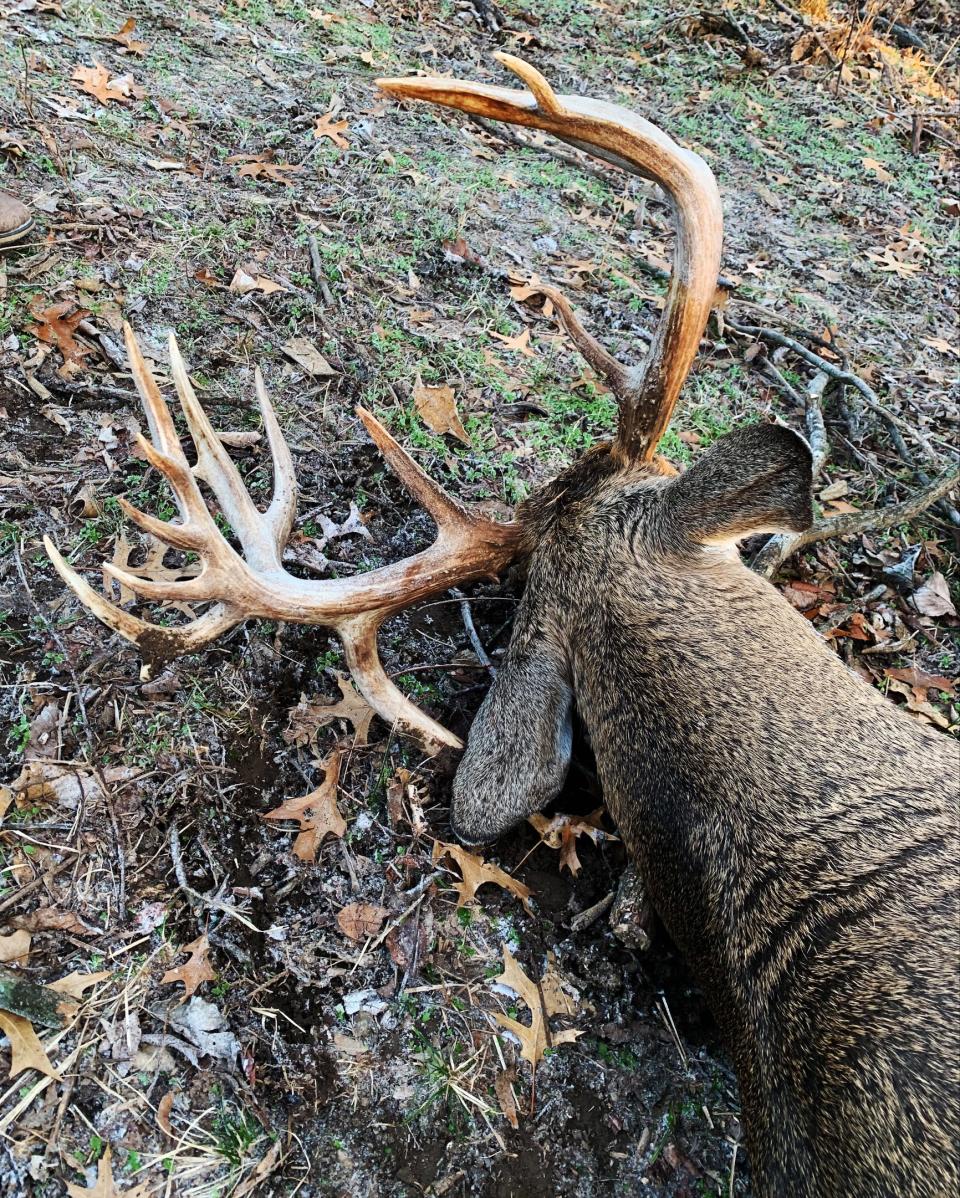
[
  {"x1": 66, "y1": 1146, "x2": 121, "y2": 1198},
  {"x1": 412, "y1": 374, "x2": 470, "y2": 445},
  {"x1": 284, "y1": 675, "x2": 375, "y2": 748},
  {"x1": 105, "y1": 18, "x2": 148, "y2": 54},
  {"x1": 491, "y1": 327, "x2": 535, "y2": 357},
  {"x1": 433, "y1": 842, "x2": 533, "y2": 913},
  {"x1": 313, "y1": 112, "x2": 350, "y2": 149},
  {"x1": 0, "y1": 1010, "x2": 60, "y2": 1079},
  {"x1": 491, "y1": 946, "x2": 582, "y2": 1071},
  {"x1": 227, "y1": 154, "x2": 302, "y2": 186},
  {"x1": 161, "y1": 934, "x2": 216, "y2": 999},
  {"x1": 337, "y1": 902, "x2": 389, "y2": 941},
  {"x1": 528, "y1": 809, "x2": 616, "y2": 876},
  {"x1": 72, "y1": 62, "x2": 138, "y2": 106},
  {"x1": 263, "y1": 752, "x2": 345, "y2": 862},
  {"x1": 28, "y1": 299, "x2": 92, "y2": 371}
]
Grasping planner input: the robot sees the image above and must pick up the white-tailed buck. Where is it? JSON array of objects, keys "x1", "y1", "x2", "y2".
[{"x1": 47, "y1": 55, "x2": 957, "y2": 1198}]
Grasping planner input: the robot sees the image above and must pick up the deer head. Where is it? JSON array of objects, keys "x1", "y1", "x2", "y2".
[{"x1": 46, "y1": 55, "x2": 804, "y2": 768}]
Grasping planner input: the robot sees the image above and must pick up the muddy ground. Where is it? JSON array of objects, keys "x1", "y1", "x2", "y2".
[{"x1": 0, "y1": 0, "x2": 957, "y2": 1194}]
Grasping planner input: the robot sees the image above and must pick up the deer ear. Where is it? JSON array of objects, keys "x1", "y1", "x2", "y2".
[
  {"x1": 451, "y1": 638, "x2": 573, "y2": 847},
  {"x1": 663, "y1": 424, "x2": 814, "y2": 545}
]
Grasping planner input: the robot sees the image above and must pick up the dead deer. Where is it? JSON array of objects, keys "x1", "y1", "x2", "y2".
[{"x1": 46, "y1": 55, "x2": 958, "y2": 1197}]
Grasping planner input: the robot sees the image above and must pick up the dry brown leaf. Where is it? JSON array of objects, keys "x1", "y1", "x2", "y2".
[
  {"x1": 282, "y1": 337, "x2": 338, "y2": 377},
  {"x1": 913, "y1": 573, "x2": 957, "y2": 618},
  {"x1": 0, "y1": 931, "x2": 31, "y2": 964},
  {"x1": 157, "y1": 1091, "x2": 175, "y2": 1137},
  {"x1": 15, "y1": 908, "x2": 96, "y2": 936},
  {"x1": 885, "y1": 667, "x2": 955, "y2": 695},
  {"x1": 337, "y1": 902, "x2": 389, "y2": 941},
  {"x1": 528, "y1": 809, "x2": 616, "y2": 876},
  {"x1": 313, "y1": 111, "x2": 350, "y2": 149},
  {"x1": 412, "y1": 375, "x2": 471, "y2": 445},
  {"x1": 861, "y1": 156, "x2": 893, "y2": 183},
  {"x1": 49, "y1": 970, "x2": 112, "y2": 999},
  {"x1": 10, "y1": 761, "x2": 140, "y2": 811},
  {"x1": 491, "y1": 327, "x2": 536, "y2": 357},
  {"x1": 66, "y1": 1146, "x2": 119, "y2": 1198},
  {"x1": 229, "y1": 268, "x2": 287, "y2": 295},
  {"x1": 921, "y1": 336, "x2": 959, "y2": 358},
  {"x1": 433, "y1": 842, "x2": 533, "y2": 913},
  {"x1": 28, "y1": 299, "x2": 92, "y2": 371},
  {"x1": 491, "y1": 946, "x2": 582, "y2": 1071},
  {"x1": 105, "y1": 17, "x2": 147, "y2": 54},
  {"x1": 227, "y1": 154, "x2": 303, "y2": 186},
  {"x1": 494, "y1": 1067, "x2": 519, "y2": 1128},
  {"x1": 441, "y1": 236, "x2": 482, "y2": 267},
  {"x1": 284, "y1": 675, "x2": 375, "y2": 748},
  {"x1": 161, "y1": 934, "x2": 216, "y2": 999},
  {"x1": 0, "y1": 1010, "x2": 61, "y2": 1080},
  {"x1": 72, "y1": 62, "x2": 138, "y2": 106},
  {"x1": 263, "y1": 752, "x2": 345, "y2": 862}
]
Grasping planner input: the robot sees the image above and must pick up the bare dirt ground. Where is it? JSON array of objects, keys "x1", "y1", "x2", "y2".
[{"x1": 0, "y1": 0, "x2": 957, "y2": 1194}]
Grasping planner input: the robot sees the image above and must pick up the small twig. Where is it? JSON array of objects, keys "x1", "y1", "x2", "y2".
[
  {"x1": 569, "y1": 891, "x2": 615, "y2": 933},
  {"x1": 451, "y1": 587, "x2": 494, "y2": 672},
  {"x1": 167, "y1": 824, "x2": 264, "y2": 933},
  {"x1": 0, "y1": 859, "x2": 76, "y2": 918},
  {"x1": 307, "y1": 234, "x2": 334, "y2": 306},
  {"x1": 793, "y1": 464, "x2": 959, "y2": 551}
]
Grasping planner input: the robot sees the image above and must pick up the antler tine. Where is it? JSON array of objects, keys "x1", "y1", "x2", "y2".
[
  {"x1": 167, "y1": 334, "x2": 283, "y2": 573},
  {"x1": 115, "y1": 495, "x2": 205, "y2": 550},
  {"x1": 43, "y1": 535, "x2": 240, "y2": 669},
  {"x1": 124, "y1": 322, "x2": 181, "y2": 456},
  {"x1": 377, "y1": 57, "x2": 724, "y2": 464},
  {"x1": 255, "y1": 367, "x2": 298, "y2": 550},
  {"x1": 339, "y1": 612, "x2": 462, "y2": 749},
  {"x1": 356, "y1": 406, "x2": 484, "y2": 532}
]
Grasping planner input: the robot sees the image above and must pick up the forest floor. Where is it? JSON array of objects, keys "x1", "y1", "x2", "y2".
[{"x1": 0, "y1": 0, "x2": 957, "y2": 1194}]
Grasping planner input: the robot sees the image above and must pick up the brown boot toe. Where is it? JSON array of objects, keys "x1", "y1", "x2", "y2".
[{"x1": 0, "y1": 192, "x2": 35, "y2": 246}]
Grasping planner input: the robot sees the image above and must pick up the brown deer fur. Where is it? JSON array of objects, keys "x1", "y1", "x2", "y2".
[{"x1": 453, "y1": 429, "x2": 960, "y2": 1197}]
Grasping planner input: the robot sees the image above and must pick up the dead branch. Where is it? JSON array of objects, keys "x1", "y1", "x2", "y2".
[
  {"x1": 753, "y1": 464, "x2": 959, "y2": 578},
  {"x1": 729, "y1": 319, "x2": 960, "y2": 527}
]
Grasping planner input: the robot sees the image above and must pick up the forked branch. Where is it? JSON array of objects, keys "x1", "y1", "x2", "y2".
[{"x1": 46, "y1": 324, "x2": 520, "y2": 752}]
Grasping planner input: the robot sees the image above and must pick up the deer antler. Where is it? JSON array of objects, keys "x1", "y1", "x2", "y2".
[
  {"x1": 45, "y1": 324, "x2": 520, "y2": 752},
  {"x1": 377, "y1": 53, "x2": 724, "y2": 464}
]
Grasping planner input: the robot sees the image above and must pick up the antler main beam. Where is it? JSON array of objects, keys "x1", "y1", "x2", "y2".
[
  {"x1": 45, "y1": 324, "x2": 520, "y2": 752},
  {"x1": 377, "y1": 53, "x2": 724, "y2": 463}
]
